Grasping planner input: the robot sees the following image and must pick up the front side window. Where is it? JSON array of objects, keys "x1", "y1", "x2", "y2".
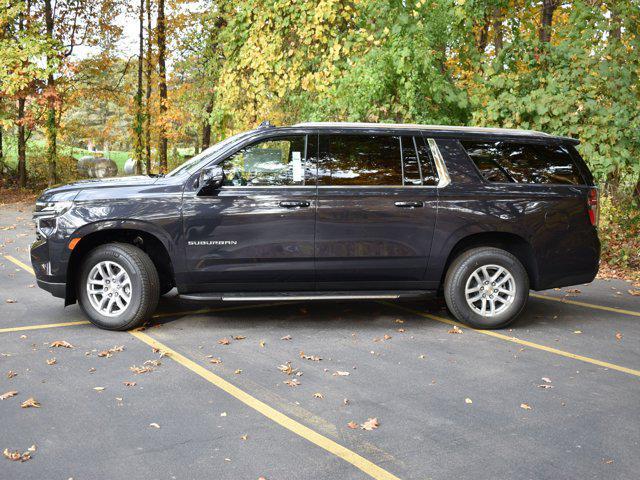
[
  {"x1": 220, "y1": 136, "x2": 307, "y2": 186},
  {"x1": 462, "y1": 141, "x2": 583, "y2": 185},
  {"x1": 317, "y1": 134, "x2": 436, "y2": 186}
]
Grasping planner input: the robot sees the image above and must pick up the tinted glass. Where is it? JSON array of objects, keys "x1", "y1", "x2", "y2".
[
  {"x1": 462, "y1": 141, "x2": 583, "y2": 185},
  {"x1": 221, "y1": 136, "x2": 307, "y2": 186},
  {"x1": 416, "y1": 139, "x2": 439, "y2": 186},
  {"x1": 318, "y1": 135, "x2": 402, "y2": 186},
  {"x1": 401, "y1": 136, "x2": 422, "y2": 185}
]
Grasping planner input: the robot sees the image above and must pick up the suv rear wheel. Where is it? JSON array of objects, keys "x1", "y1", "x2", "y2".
[
  {"x1": 444, "y1": 247, "x2": 529, "y2": 329},
  {"x1": 77, "y1": 243, "x2": 159, "y2": 331}
]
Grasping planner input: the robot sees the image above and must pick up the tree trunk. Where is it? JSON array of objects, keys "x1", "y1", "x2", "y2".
[
  {"x1": 44, "y1": 0, "x2": 57, "y2": 186},
  {"x1": 634, "y1": 176, "x2": 640, "y2": 201},
  {"x1": 201, "y1": 99, "x2": 213, "y2": 150},
  {"x1": 539, "y1": 0, "x2": 558, "y2": 43},
  {"x1": 0, "y1": 125, "x2": 3, "y2": 176},
  {"x1": 144, "y1": 0, "x2": 153, "y2": 174},
  {"x1": 492, "y1": 7, "x2": 503, "y2": 54},
  {"x1": 477, "y1": 16, "x2": 489, "y2": 53},
  {"x1": 157, "y1": 0, "x2": 167, "y2": 173},
  {"x1": 134, "y1": 0, "x2": 144, "y2": 174},
  {"x1": 17, "y1": 98, "x2": 27, "y2": 188}
]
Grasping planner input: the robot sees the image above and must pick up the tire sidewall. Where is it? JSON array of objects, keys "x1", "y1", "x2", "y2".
[
  {"x1": 446, "y1": 249, "x2": 529, "y2": 329},
  {"x1": 78, "y1": 246, "x2": 145, "y2": 330}
]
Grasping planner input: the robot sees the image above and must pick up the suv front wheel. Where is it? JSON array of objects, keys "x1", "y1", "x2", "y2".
[
  {"x1": 77, "y1": 243, "x2": 160, "y2": 331},
  {"x1": 444, "y1": 247, "x2": 529, "y2": 329}
]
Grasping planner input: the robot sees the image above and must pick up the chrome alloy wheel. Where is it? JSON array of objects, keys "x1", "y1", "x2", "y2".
[
  {"x1": 464, "y1": 264, "x2": 516, "y2": 317},
  {"x1": 86, "y1": 260, "x2": 132, "y2": 317}
]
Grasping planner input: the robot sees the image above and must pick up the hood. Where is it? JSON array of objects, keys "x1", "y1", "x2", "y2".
[{"x1": 38, "y1": 176, "x2": 159, "y2": 202}]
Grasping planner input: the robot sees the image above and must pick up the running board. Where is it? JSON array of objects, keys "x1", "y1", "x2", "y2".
[{"x1": 179, "y1": 291, "x2": 429, "y2": 302}]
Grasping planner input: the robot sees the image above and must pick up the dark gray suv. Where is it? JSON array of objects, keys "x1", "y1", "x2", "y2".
[{"x1": 31, "y1": 122, "x2": 600, "y2": 330}]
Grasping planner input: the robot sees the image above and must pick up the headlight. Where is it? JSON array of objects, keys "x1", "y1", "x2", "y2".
[
  {"x1": 33, "y1": 201, "x2": 74, "y2": 238},
  {"x1": 34, "y1": 201, "x2": 74, "y2": 217}
]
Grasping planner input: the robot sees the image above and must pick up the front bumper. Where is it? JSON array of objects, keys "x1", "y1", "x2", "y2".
[
  {"x1": 36, "y1": 279, "x2": 66, "y2": 298},
  {"x1": 31, "y1": 237, "x2": 68, "y2": 299}
]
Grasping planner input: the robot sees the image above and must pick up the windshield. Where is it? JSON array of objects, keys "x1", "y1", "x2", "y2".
[{"x1": 166, "y1": 131, "x2": 252, "y2": 177}]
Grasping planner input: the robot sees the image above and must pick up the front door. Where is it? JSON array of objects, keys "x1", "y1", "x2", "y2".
[
  {"x1": 182, "y1": 133, "x2": 317, "y2": 292},
  {"x1": 314, "y1": 132, "x2": 439, "y2": 289}
]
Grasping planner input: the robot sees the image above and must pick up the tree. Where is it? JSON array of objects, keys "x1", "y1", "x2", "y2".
[
  {"x1": 156, "y1": 0, "x2": 167, "y2": 172},
  {"x1": 133, "y1": 0, "x2": 144, "y2": 173},
  {"x1": 144, "y1": 0, "x2": 153, "y2": 173}
]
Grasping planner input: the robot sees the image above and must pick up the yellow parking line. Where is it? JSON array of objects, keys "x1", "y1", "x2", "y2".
[
  {"x1": 130, "y1": 329, "x2": 401, "y2": 480},
  {"x1": 4, "y1": 254, "x2": 35, "y2": 275},
  {"x1": 385, "y1": 303, "x2": 640, "y2": 378},
  {"x1": 0, "y1": 321, "x2": 90, "y2": 334},
  {"x1": 531, "y1": 293, "x2": 640, "y2": 317},
  {"x1": 3, "y1": 253, "x2": 400, "y2": 478}
]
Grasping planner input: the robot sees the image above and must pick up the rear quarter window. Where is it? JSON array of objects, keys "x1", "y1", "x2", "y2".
[{"x1": 461, "y1": 141, "x2": 584, "y2": 185}]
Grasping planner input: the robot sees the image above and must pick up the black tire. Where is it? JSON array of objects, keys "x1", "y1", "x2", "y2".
[
  {"x1": 77, "y1": 243, "x2": 160, "y2": 331},
  {"x1": 444, "y1": 247, "x2": 529, "y2": 329}
]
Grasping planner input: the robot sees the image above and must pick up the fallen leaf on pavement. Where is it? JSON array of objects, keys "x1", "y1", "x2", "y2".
[
  {"x1": 149, "y1": 423, "x2": 160, "y2": 429},
  {"x1": 284, "y1": 379, "x2": 300, "y2": 387},
  {"x1": 520, "y1": 403, "x2": 532, "y2": 410},
  {"x1": 241, "y1": 434, "x2": 248, "y2": 440},
  {"x1": 538, "y1": 384, "x2": 554, "y2": 389},
  {"x1": 50, "y1": 340, "x2": 73, "y2": 348},
  {"x1": 333, "y1": 371, "x2": 350, "y2": 376},
  {"x1": 218, "y1": 338, "x2": 230, "y2": 345},
  {"x1": 3, "y1": 447, "x2": 32, "y2": 462},
  {"x1": 5, "y1": 299, "x2": 17, "y2": 304},
  {"x1": 259, "y1": 340, "x2": 266, "y2": 348},
  {"x1": 395, "y1": 319, "x2": 404, "y2": 324},
  {"x1": 347, "y1": 421, "x2": 359, "y2": 429},
  {"x1": 93, "y1": 387, "x2": 105, "y2": 392},
  {"x1": 234, "y1": 369, "x2": 242, "y2": 374},
  {"x1": 628, "y1": 290, "x2": 640, "y2": 296},
  {"x1": 123, "y1": 381, "x2": 136, "y2": 387},
  {"x1": 541, "y1": 377, "x2": 552, "y2": 383},
  {"x1": 300, "y1": 351, "x2": 321, "y2": 361},
  {"x1": 98, "y1": 346, "x2": 125, "y2": 358},
  {"x1": 313, "y1": 392, "x2": 324, "y2": 399},
  {"x1": 573, "y1": 330, "x2": 582, "y2": 334},
  {"x1": 130, "y1": 365, "x2": 152, "y2": 374},
  {"x1": 209, "y1": 357, "x2": 222, "y2": 364},
  {"x1": 383, "y1": 334, "x2": 392, "y2": 340},
  {"x1": 277, "y1": 362, "x2": 297, "y2": 375},
  {"x1": 46, "y1": 358, "x2": 56, "y2": 365},
  {"x1": 615, "y1": 332, "x2": 623, "y2": 341},
  {"x1": 361, "y1": 418, "x2": 379, "y2": 430},
  {"x1": 20, "y1": 397, "x2": 40, "y2": 408},
  {"x1": 343, "y1": 398, "x2": 349, "y2": 405},
  {"x1": 0, "y1": 391, "x2": 18, "y2": 400},
  {"x1": 448, "y1": 326, "x2": 463, "y2": 334},
  {"x1": 233, "y1": 335, "x2": 246, "y2": 340},
  {"x1": 280, "y1": 335, "x2": 292, "y2": 341},
  {"x1": 465, "y1": 398, "x2": 473, "y2": 404}
]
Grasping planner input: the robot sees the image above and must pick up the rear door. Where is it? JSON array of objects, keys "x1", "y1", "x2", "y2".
[
  {"x1": 314, "y1": 131, "x2": 440, "y2": 289},
  {"x1": 181, "y1": 132, "x2": 317, "y2": 291}
]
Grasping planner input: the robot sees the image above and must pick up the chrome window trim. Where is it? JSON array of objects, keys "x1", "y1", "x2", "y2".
[{"x1": 427, "y1": 138, "x2": 451, "y2": 188}]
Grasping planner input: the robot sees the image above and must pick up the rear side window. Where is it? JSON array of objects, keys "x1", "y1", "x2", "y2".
[
  {"x1": 461, "y1": 141, "x2": 583, "y2": 185},
  {"x1": 317, "y1": 134, "x2": 437, "y2": 186}
]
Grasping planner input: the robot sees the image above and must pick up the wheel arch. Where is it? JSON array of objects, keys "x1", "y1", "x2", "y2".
[
  {"x1": 65, "y1": 222, "x2": 175, "y2": 305},
  {"x1": 440, "y1": 231, "x2": 539, "y2": 291}
]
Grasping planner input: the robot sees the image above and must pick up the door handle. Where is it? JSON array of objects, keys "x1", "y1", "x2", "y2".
[
  {"x1": 394, "y1": 201, "x2": 423, "y2": 208},
  {"x1": 279, "y1": 200, "x2": 310, "y2": 208}
]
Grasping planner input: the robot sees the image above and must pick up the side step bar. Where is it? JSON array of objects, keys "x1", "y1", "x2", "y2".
[{"x1": 179, "y1": 291, "x2": 430, "y2": 302}]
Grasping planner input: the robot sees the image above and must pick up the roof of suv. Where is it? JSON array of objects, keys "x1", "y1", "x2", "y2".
[{"x1": 289, "y1": 122, "x2": 579, "y2": 144}]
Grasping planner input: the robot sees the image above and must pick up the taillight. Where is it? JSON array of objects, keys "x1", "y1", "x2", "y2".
[{"x1": 587, "y1": 188, "x2": 599, "y2": 227}]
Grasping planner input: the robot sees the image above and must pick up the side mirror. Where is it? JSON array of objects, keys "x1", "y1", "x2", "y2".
[{"x1": 198, "y1": 165, "x2": 224, "y2": 195}]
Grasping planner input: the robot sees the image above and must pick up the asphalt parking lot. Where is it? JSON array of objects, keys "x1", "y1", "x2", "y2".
[{"x1": 1, "y1": 201, "x2": 639, "y2": 480}]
